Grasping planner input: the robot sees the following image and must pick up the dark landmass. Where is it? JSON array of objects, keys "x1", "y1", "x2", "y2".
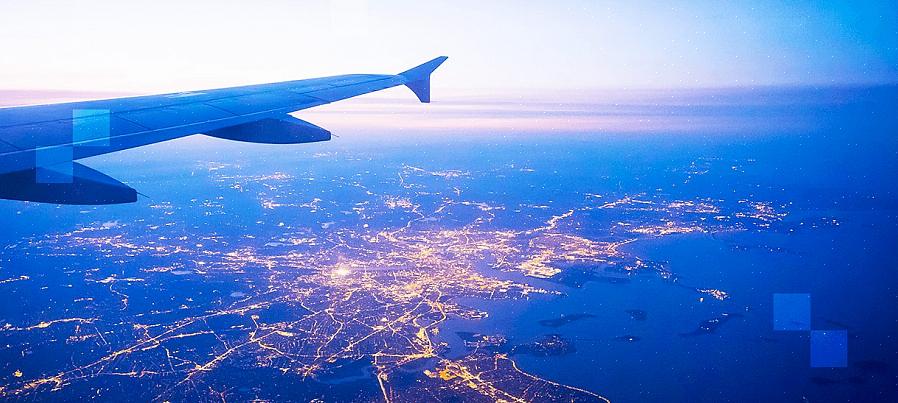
[
  {"x1": 680, "y1": 312, "x2": 743, "y2": 337},
  {"x1": 456, "y1": 332, "x2": 508, "y2": 353},
  {"x1": 511, "y1": 334, "x2": 576, "y2": 357},
  {"x1": 545, "y1": 264, "x2": 632, "y2": 288},
  {"x1": 538, "y1": 313, "x2": 597, "y2": 328},
  {"x1": 854, "y1": 360, "x2": 890, "y2": 374}
]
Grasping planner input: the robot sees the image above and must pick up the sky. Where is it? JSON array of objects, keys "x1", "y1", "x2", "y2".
[{"x1": 0, "y1": 0, "x2": 896, "y2": 95}]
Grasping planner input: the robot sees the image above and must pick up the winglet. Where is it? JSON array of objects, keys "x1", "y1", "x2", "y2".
[{"x1": 399, "y1": 56, "x2": 448, "y2": 103}]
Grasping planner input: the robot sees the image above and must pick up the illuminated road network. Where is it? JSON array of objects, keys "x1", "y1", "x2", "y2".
[{"x1": 0, "y1": 155, "x2": 786, "y2": 402}]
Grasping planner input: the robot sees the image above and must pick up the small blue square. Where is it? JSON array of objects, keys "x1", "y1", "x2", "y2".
[
  {"x1": 773, "y1": 293, "x2": 810, "y2": 331},
  {"x1": 35, "y1": 146, "x2": 73, "y2": 184},
  {"x1": 73, "y1": 109, "x2": 110, "y2": 146},
  {"x1": 811, "y1": 330, "x2": 848, "y2": 368}
]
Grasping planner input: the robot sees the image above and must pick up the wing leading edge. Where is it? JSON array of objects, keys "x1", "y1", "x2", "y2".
[{"x1": 0, "y1": 56, "x2": 448, "y2": 204}]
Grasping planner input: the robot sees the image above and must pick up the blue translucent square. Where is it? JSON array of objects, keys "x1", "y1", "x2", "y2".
[
  {"x1": 35, "y1": 146, "x2": 73, "y2": 183},
  {"x1": 73, "y1": 109, "x2": 110, "y2": 146},
  {"x1": 773, "y1": 293, "x2": 810, "y2": 331},
  {"x1": 811, "y1": 330, "x2": 848, "y2": 368}
]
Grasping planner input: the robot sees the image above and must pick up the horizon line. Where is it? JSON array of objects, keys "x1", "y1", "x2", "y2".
[{"x1": 2, "y1": 82, "x2": 896, "y2": 109}]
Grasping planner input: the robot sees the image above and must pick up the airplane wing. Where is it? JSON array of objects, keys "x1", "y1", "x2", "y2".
[{"x1": 0, "y1": 56, "x2": 448, "y2": 205}]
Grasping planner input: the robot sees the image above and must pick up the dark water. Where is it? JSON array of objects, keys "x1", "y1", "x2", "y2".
[{"x1": 402, "y1": 87, "x2": 898, "y2": 402}]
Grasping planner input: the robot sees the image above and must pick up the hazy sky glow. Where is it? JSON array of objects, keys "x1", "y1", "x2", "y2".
[{"x1": 0, "y1": 0, "x2": 896, "y2": 95}]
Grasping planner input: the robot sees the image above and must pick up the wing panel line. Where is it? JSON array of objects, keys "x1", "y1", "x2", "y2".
[{"x1": 0, "y1": 138, "x2": 23, "y2": 151}]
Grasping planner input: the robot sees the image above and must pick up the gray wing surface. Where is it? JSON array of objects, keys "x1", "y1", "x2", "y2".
[{"x1": 0, "y1": 56, "x2": 447, "y2": 204}]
